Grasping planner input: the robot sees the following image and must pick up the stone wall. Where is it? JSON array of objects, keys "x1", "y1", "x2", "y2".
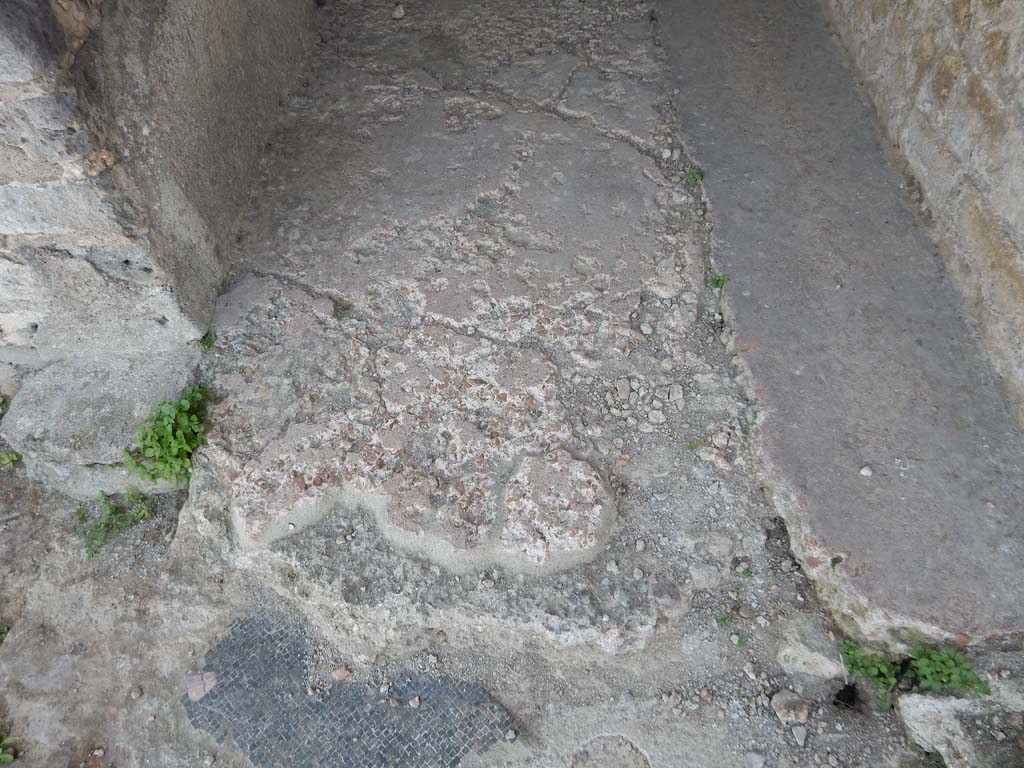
[
  {"x1": 0, "y1": 0, "x2": 316, "y2": 496},
  {"x1": 821, "y1": 0, "x2": 1024, "y2": 422},
  {"x1": 73, "y1": 0, "x2": 318, "y2": 329}
]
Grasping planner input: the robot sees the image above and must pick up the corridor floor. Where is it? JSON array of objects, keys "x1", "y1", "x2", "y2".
[{"x1": 1, "y1": 0, "x2": 1021, "y2": 766}]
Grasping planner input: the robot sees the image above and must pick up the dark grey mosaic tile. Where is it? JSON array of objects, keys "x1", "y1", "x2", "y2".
[{"x1": 183, "y1": 612, "x2": 513, "y2": 767}]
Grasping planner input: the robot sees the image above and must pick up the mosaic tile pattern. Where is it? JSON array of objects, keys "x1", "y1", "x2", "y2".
[{"x1": 183, "y1": 612, "x2": 513, "y2": 767}]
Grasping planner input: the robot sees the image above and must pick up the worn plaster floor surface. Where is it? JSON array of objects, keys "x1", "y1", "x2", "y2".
[{"x1": 1, "y1": 0, "x2": 1022, "y2": 767}]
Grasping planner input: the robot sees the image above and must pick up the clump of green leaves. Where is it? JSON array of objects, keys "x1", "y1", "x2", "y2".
[
  {"x1": 123, "y1": 386, "x2": 210, "y2": 485},
  {"x1": 841, "y1": 640, "x2": 899, "y2": 693},
  {"x1": 708, "y1": 274, "x2": 729, "y2": 289},
  {"x1": 197, "y1": 333, "x2": 215, "y2": 351},
  {"x1": 686, "y1": 438, "x2": 704, "y2": 452},
  {"x1": 75, "y1": 491, "x2": 151, "y2": 558},
  {"x1": 686, "y1": 167, "x2": 704, "y2": 185},
  {"x1": 908, "y1": 645, "x2": 990, "y2": 695},
  {"x1": 0, "y1": 736, "x2": 17, "y2": 763},
  {"x1": 0, "y1": 452, "x2": 21, "y2": 469},
  {"x1": 0, "y1": 626, "x2": 8, "y2": 644},
  {"x1": 842, "y1": 640, "x2": 990, "y2": 707}
]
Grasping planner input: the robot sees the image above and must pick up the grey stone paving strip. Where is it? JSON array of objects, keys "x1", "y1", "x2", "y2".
[
  {"x1": 183, "y1": 611, "x2": 513, "y2": 768},
  {"x1": 658, "y1": 0, "x2": 1024, "y2": 645}
]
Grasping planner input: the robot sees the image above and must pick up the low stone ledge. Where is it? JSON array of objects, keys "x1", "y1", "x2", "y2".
[
  {"x1": 21, "y1": 456, "x2": 182, "y2": 501},
  {"x1": 0, "y1": 351, "x2": 199, "y2": 496}
]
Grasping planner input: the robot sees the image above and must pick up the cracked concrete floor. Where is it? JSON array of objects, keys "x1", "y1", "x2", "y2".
[{"x1": 0, "y1": 0, "x2": 1021, "y2": 766}]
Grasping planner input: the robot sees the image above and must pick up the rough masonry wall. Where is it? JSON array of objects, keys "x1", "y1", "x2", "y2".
[
  {"x1": 0, "y1": 0, "x2": 185, "y2": 381},
  {"x1": 0, "y1": 0, "x2": 315, "y2": 497},
  {"x1": 821, "y1": 0, "x2": 1024, "y2": 422}
]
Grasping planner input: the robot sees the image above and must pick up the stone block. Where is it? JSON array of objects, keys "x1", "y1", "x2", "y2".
[
  {"x1": 28, "y1": 241, "x2": 201, "y2": 357},
  {"x1": 898, "y1": 679, "x2": 1024, "y2": 768},
  {"x1": 0, "y1": 95, "x2": 92, "y2": 184},
  {"x1": 0, "y1": 0, "x2": 61, "y2": 84},
  {"x1": 0, "y1": 250, "x2": 45, "y2": 352},
  {"x1": 22, "y1": 455, "x2": 180, "y2": 501},
  {"x1": 0, "y1": 350, "x2": 200, "y2": 466},
  {"x1": 0, "y1": 181, "x2": 121, "y2": 236}
]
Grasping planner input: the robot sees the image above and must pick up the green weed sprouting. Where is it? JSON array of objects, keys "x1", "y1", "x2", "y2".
[
  {"x1": 0, "y1": 452, "x2": 21, "y2": 470},
  {"x1": 123, "y1": 385, "x2": 210, "y2": 485},
  {"x1": 841, "y1": 640, "x2": 899, "y2": 692},
  {"x1": 908, "y1": 645, "x2": 990, "y2": 695},
  {"x1": 75, "y1": 491, "x2": 151, "y2": 558},
  {"x1": 0, "y1": 736, "x2": 17, "y2": 763},
  {"x1": 707, "y1": 274, "x2": 729, "y2": 290},
  {"x1": 841, "y1": 640, "x2": 990, "y2": 709}
]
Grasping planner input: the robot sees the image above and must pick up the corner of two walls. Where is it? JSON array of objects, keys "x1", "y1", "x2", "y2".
[
  {"x1": 72, "y1": 0, "x2": 318, "y2": 331},
  {"x1": 820, "y1": 0, "x2": 1024, "y2": 425},
  {"x1": 0, "y1": 0, "x2": 316, "y2": 495}
]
